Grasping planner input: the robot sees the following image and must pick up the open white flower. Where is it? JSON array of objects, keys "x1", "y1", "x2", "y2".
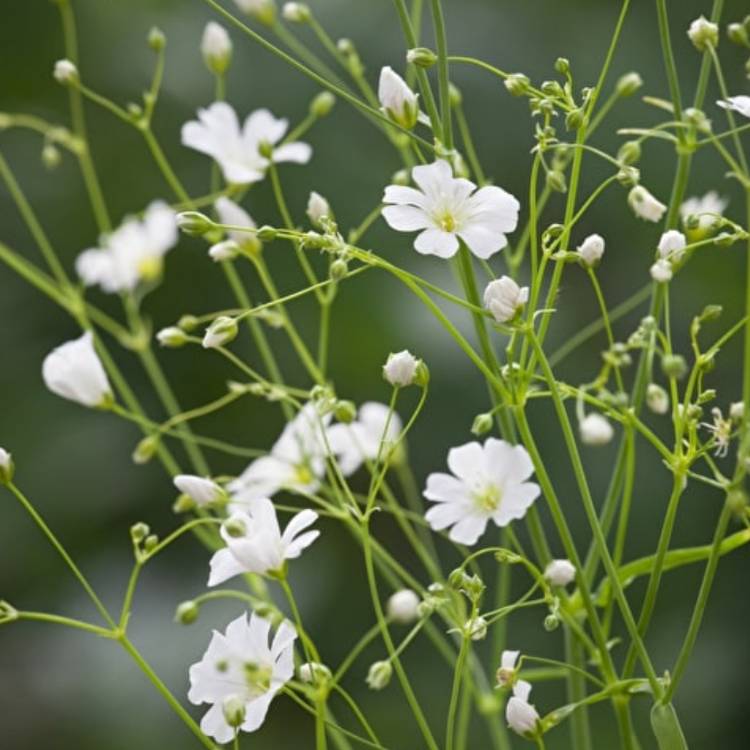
[
  {"x1": 424, "y1": 438, "x2": 540, "y2": 545},
  {"x1": 680, "y1": 191, "x2": 727, "y2": 230},
  {"x1": 579, "y1": 413, "x2": 614, "y2": 446},
  {"x1": 228, "y1": 403, "x2": 331, "y2": 507},
  {"x1": 327, "y1": 402, "x2": 403, "y2": 476},
  {"x1": 182, "y1": 102, "x2": 311, "y2": 185},
  {"x1": 506, "y1": 679, "x2": 540, "y2": 736},
  {"x1": 718, "y1": 96, "x2": 750, "y2": 119},
  {"x1": 188, "y1": 612, "x2": 296, "y2": 743},
  {"x1": 577, "y1": 233, "x2": 605, "y2": 266},
  {"x1": 209, "y1": 498, "x2": 319, "y2": 584},
  {"x1": 544, "y1": 559, "x2": 576, "y2": 586},
  {"x1": 378, "y1": 66, "x2": 419, "y2": 129},
  {"x1": 628, "y1": 186, "x2": 666, "y2": 223},
  {"x1": 42, "y1": 332, "x2": 113, "y2": 408},
  {"x1": 76, "y1": 202, "x2": 177, "y2": 293},
  {"x1": 657, "y1": 230, "x2": 687, "y2": 262},
  {"x1": 483, "y1": 276, "x2": 528, "y2": 323},
  {"x1": 497, "y1": 649, "x2": 520, "y2": 687},
  {"x1": 382, "y1": 159, "x2": 520, "y2": 259},
  {"x1": 174, "y1": 475, "x2": 225, "y2": 507}
]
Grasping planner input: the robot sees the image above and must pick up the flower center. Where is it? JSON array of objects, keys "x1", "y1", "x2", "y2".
[
  {"x1": 244, "y1": 661, "x2": 273, "y2": 698},
  {"x1": 294, "y1": 463, "x2": 314, "y2": 486},
  {"x1": 438, "y1": 212, "x2": 457, "y2": 233},
  {"x1": 137, "y1": 255, "x2": 163, "y2": 282},
  {"x1": 473, "y1": 485, "x2": 502, "y2": 512}
]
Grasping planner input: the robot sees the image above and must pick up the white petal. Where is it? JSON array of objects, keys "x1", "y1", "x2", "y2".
[
  {"x1": 458, "y1": 224, "x2": 506, "y2": 259},
  {"x1": 447, "y1": 442, "x2": 484, "y2": 481},
  {"x1": 448, "y1": 513, "x2": 488, "y2": 545},
  {"x1": 424, "y1": 472, "x2": 468, "y2": 503},
  {"x1": 207, "y1": 548, "x2": 248, "y2": 587},
  {"x1": 412, "y1": 159, "x2": 453, "y2": 197},
  {"x1": 281, "y1": 509, "x2": 319, "y2": 547},
  {"x1": 494, "y1": 482, "x2": 540, "y2": 526},
  {"x1": 414, "y1": 228, "x2": 459, "y2": 258},
  {"x1": 200, "y1": 702, "x2": 236, "y2": 744},
  {"x1": 273, "y1": 141, "x2": 312, "y2": 164},
  {"x1": 425, "y1": 500, "x2": 470, "y2": 531},
  {"x1": 382, "y1": 204, "x2": 432, "y2": 231},
  {"x1": 383, "y1": 185, "x2": 428, "y2": 208},
  {"x1": 243, "y1": 108, "x2": 288, "y2": 146},
  {"x1": 241, "y1": 692, "x2": 275, "y2": 732}
]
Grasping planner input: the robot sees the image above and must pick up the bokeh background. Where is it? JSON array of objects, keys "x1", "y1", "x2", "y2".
[{"x1": 1, "y1": 1, "x2": 749, "y2": 748}]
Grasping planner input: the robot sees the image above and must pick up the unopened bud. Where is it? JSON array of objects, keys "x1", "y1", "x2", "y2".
[
  {"x1": 546, "y1": 170, "x2": 567, "y2": 193},
  {"x1": 615, "y1": 72, "x2": 643, "y2": 97},
  {"x1": 471, "y1": 413, "x2": 494, "y2": 436},
  {"x1": 617, "y1": 140, "x2": 641, "y2": 165},
  {"x1": 148, "y1": 27, "x2": 166, "y2": 52},
  {"x1": 130, "y1": 522, "x2": 150, "y2": 543},
  {"x1": 0, "y1": 448, "x2": 14, "y2": 484},
  {"x1": 176, "y1": 211, "x2": 213, "y2": 236},
  {"x1": 132, "y1": 435, "x2": 159, "y2": 465},
  {"x1": 175, "y1": 600, "x2": 200, "y2": 625},
  {"x1": 222, "y1": 695, "x2": 246, "y2": 728},
  {"x1": 504, "y1": 73, "x2": 530, "y2": 97},
  {"x1": 406, "y1": 47, "x2": 438, "y2": 68},
  {"x1": 257, "y1": 225, "x2": 278, "y2": 242},
  {"x1": 282, "y1": 2, "x2": 311, "y2": 23},
  {"x1": 661, "y1": 354, "x2": 688, "y2": 380},
  {"x1": 310, "y1": 91, "x2": 335, "y2": 118},
  {"x1": 366, "y1": 660, "x2": 393, "y2": 690},
  {"x1": 156, "y1": 326, "x2": 189, "y2": 348},
  {"x1": 202, "y1": 316, "x2": 238, "y2": 349},
  {"x1": 42, "y1": 143, "x2": 61, "y2": 169},
  {"x1": 53, "y1": 59, "x2": 78, "y2": 85}
]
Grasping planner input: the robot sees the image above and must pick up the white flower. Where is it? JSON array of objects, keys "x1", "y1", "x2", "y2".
[
  {"x1": 483, "y1": 276, "x2": 528, "y2": 323},
  {"x1": 646, "y1": 383, "x2": 670, "y2": 415},
  {"x1": 327, "y1": 402, "x2": 403, "y2": 475},
  {"x1": 687, "y1": 16, "x2": 719, "y2": 51},
  {"x1": 628, "y1": 186, "x2": 667, "y2": 223},
  {"x1": 209, "y1": 498, "x2": 319, "y2": 584},
  {"x1": 544, "y1": 559, "x2": 576, "y2": 586},
  {"x1": 202, "y1": 22, "x2": 232, "y2": 75},
  {"x1": 387, "y1": 589, "x2": 420, "y2": 624},
  {"x1": 188, "y1": 612, "x2": 296, "y2": 743},
  {"x1": 383, "y1": 350, "x2": 419, "y2": 387},
  {"x1": 306, "y1": 191, "x2": 331, "y2": 226},
  {"x1": 378, "y1": 66, "x2": 419, "y2": 130},
  {"x1": 424, "y1": 438, "x2": 541, "y2": 546},
  {"x1": 382, "y1": 159, "x2": 520, "y2": 259},
  {"x1": 209, "y1": 240, "x2": 240, "y2": 262},
  {"x1": 53, "y1": 59, "x2": 78, "y2": 84},
  {"x1": 730, "y1": 401, "x2": 745, "y2": 422},
  {"x1": 174, "y1": 475, "x2": 224, "y2": 507},
  {"x1": 497, "y1": 649, "x2": 520, "y2": 687},
  {"x1": 182, "y1": 103, "x2": 311, "y2": 185},
  {"x1": 506, "y1": 680, "x2": 540, "y2": 736},
  {"x1": 718, "y1": 96, "x2": 750, "y2": 119},
  {"x1": 657, "y1": 229, "x2": 687, "y2": 262},
  {"x1": 75, "y1": 202, "x2": 177, "y2": 293},
  {"x1": 701, "y1": 407, "x2": 733, "y2": 458},
  {"x1": 579, "y1": 413, "x2": 614, "y2": 446},
  {"x1": 228, "y1": 403, "x2": 331, "y2": 506},
  {"x1": 650, "y1": 258, "x2": 673, "y2": 283},
  {"x1": 214, "y1": 196, "x2": 259, "y2": 252},
  {"x1": 366, "y1": 660, "x2": 393, "y2": 690},
  {"x1": 203, "y1": 316, "x2": 239, "y2": 349},
  {"x1": 577, "y1": 233, "x2": 605, "y2": 266},
  {"x1": 42, "y1": 332, "x2": 113, "y2": 408},
  {"x1": 680, "y1": 191, "x2": 727, "y2": 230}
]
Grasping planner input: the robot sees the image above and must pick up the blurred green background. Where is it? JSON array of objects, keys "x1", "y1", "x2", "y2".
[{"x1": 1, "y1": 1, "x2": 749, "y2": 748}]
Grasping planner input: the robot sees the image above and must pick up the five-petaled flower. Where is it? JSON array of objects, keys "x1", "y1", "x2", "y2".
[{"x1": 382, "y1": 159, "x2": 520, "y2": 259}]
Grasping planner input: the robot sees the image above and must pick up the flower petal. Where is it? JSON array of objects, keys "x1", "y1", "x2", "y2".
[
  {"x1": 448, "y1": 513, "x2": 488, "y2": 545},
  {"x1": 447, "y1": 442, "x2": 484, "y2": 481},
  {"x1": 414, "y1": 228, "x2": 459, "y2": 258},
  {"x1": 207, "y1": 548, "x2": 248, "y2": 587},
  {"x1": 382, "y1": 204, "x2": 432, "y2": 232},
  {"x1": 383, "y1": 185, "x2": 429, "y2": 208},
  {"x1": 273, "y1": 141, "x2": 312, "y2": 164},
  {"x1": 457, "y1": 224, "x2": 506, "y2": 259}
]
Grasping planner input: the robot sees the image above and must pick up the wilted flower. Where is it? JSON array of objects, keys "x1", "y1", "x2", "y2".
[
  {"x1": 650, "y1": 258, "x2": 673, "y2": 283},
  {"x1": 382, "y1": 159, "x2": 520, "y2": 259},
  {"x1": 579, "y1": 413, "x2": 614, "y2": 446},
  {"x1": 701, "y1": 407, "x2": 733, "y2": 458},
  {"x1": 383, "y1": 350, "x2": 419, "y2": 387},
  {"x1": 76, "y1": 202, "x2": 177, "y2": 293},
  {"x1": 387, "y1": 589, "x2": 421, "y2": 624},
  {"x1": 42, "y1": 332, "x2": 113, "y2": 408},
  {"x1": 188, "y1": 612, "x2": 296, "y2": 742},
  {"x1": 496, "y1": 649, "x2": 520, "y2": 687},
  {"x1": 423, "y1": 438, "x2": 541, "y2": 545},
  {"x1": 483, "y1": 276, "x2": 528, "y2": 324},
  {"x1": 628, "y1": 186, "x2": 667, "y2": 222},
  {"x1": 718, "y1": 96, "x2": 750, "y2": 119},
  {"x1": 577, "y1": 233, "x2": 605, "y2": 266},
  {"x1": 182, "y1": 103, "x2": 311, "y2": 184},
  {"x1": 174, "y1": 475, "x2": 225, "y2": 507},
  {"x1": 544, "y1": 559, "x2": 576, "y2": 586},
  {"x1": 201, "y1": 22, "x2": 232, "y2": 75},
  {"x1": 203, "y1": 316, "x2": 239, "y2": 349},
  {"x1": 378, "y1": 66, "x2": 419, "y2": 129},
  {"x1": 506, "y1": 680, "x2": 540, "y2": 736},
  {"x1": 657, "y1": 230, "x2": 687, "y2": 262}
]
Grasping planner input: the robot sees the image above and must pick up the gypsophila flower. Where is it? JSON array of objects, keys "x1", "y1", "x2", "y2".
[
  {"x1": 579, "y1": 413, "x2": 614, "y2": 446},
  {"x1": 327, "y1": 402, "x2": 403, "y2": 475},
  {"x1": 378, "y1": 66, "x2": 419, "y2": 130},
  {"x1": 367, "y1": 661, "x2": 393, "y2": 690},
  {"x1": 188, "y1": 612, "x2": 295, "y2": 742},
  {"x1": 646, "y1": 383, "x2": 670, "y2": 415},
  {"x1": 424, "y1": 438, "x2": 540, "y2": 545},
  {"x1": 496, "y1": 650, "x2": 520, "y2": 687},
  {"x1": 544, "y1": 559, "x2": 576, "y2": 586},
  {"x1": 214, "y1": 196, "x2": 260, "y2": 253},
  {"x1": 718, "y1": 96, "x2": 750, "y2": 119},
  {"x1": 42, "y1": 332, "x2": 113, "y2": 409},
  {"x1": 382, "y1": 159, "x2": 520, "y2": 259},
  {"x1": 306, "y1": 191, "x2": 331, "y2": 226},
  {"x1": 506, "y1": 680, "x2": 540, "y2": 736},
  {"x1": 383, "y1": 350, "x2": 419, "y2": 387},
  {"x1": 680, "y1": 191, "x2": 727, "y2": 231},
  {"x1": 182, "y1": 103, "x2": 311, "y2": 185},
  {"x1": 208, "y1": 240, "x2": 240, "y2": 262},
  {"x1": 174, "y1": 475, "x2": 225, "y2": 507},
  {"x1": 483, "y1": 276, "x2": 528, "y2": 324},
  {"x1": 209, "y1": 498, "x2": 319, "y2": 584},
  {"x1": 628, "y1": 186, "x2": 667, "y2": 223},
  {"x1": 282, "y1": 2, "x2": 310, "y2": 23},
  {"x1": 577, "y1": 233, "x2": 605, "y2": 266},
  {"x1": 650, "y1": 258, "x2": 673, "y2": 283},
  {"x1": 76, "y1": 202, "x2": 177, "y2": 293},
  {"x1": 657, "y1": 230, "x2": 687, "y2": 262},
  {"x1": 203, "y1": 316, "x2": 239, "y2": 349},
  {"x1": 387, "y1": 589, "x2": 420, "y2": 624},
  {"x1": 701, "y1": 407, "x2": 733, "y2": 458},
  {"x1": 201, "y1": 22, "x2": 232, "y2": 75},
  {"x1": 730, "y1": 401, "x2": 745, "y2": 421},
  {"x1": 687, "y1": 16, "x2": 719, "y2": 51},
  {"x1": 53, "y1": 59, "x2": 78, "y2": 84},
  {"x1": 466, "y1": 616, "x2": 488, "y2": 640},
  {"x1": 228, "y1": 403, "x2": 331, "y2": 506}
]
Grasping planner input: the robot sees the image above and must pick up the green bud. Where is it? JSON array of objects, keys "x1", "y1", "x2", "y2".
[
  {"x1": 148, "y1": 27, "x2": 166, "y2": 51},
  {"x1": 554, "y1": 57, "x2": 570, "y2": 75},
  {"x1": 130, "y1": 522, "x2": 150, "y2": 543},
  {"x1": 282, "y1": 2, "x2": 311, "y2": 23},
  {"x1": 257, "y1": 139, "x2": 274, "y2": 159},
  {"x1": 661, "y1": 354, "x2": 688, "y2": 380},
  {"x1": 310, "y1": 91, "x2": 336, "y2": 118},
  {"x1": 727, "y1": 488, "x2": 748, "y2": 517},
  {"x1": 176, "y1": 211, "x2": 213, "y2": 236},
  {"x1": 688, "y1": 16, "x2": 719, "y2": 52},
  {"x1": 406, "y1": 47, "x2": 438, "y2": 68},
  {"x1": 178, "y1": 314, "x2": 200, "y2": 332},
  {"x1": 391, "y1": 168, "x2": 410, "y2": 186},
  {"x1": 175, "y1": 600, "x2": 200, "y2": 625},
  {"x1": 544, "y1": 614, "x2": 560, "y2": 631},
  {"x1": 565, "y1": 108, "x2": 585, "y2": 131},
  {"x1": 448, "y1": 83, "x2": 462, "y2": 107},
  {"x1": 330, "y1": 258, "x2": 348, "y2": 280},
  {"x1": 224, "y1": 517, "x2": 247, "y2": 538},
  {"x1": 697, "y1": 388, "x2": 717, "y2": 404},
  {"x1": 257, "y1": 225, "x2": 278, "y2": 242},
  {"x1": 172, "y1": 494, "x2": 196, "y2": 514},
  {"x1": 471, "y1": 413, "x2": 494, "y2": 436},
  {"x1": 546, "y1": 169, "x2": 567, "y2": 193},
  {"x1": 334, "y1": 400, "x2": 357, "y2": 424},
  {"x1": 466, "y1": 616, "x2": 488, "y2": 641},
  {"x1": 223, "y1": 695, "x2": 247, "y2": 728},
  {"x1": 132, "y1": 435, "x2": 159, "y2": 465},
  {"x1": 156, "y1": 326, "x2": 189, "y2": 348},
  {"x1": 413, "y1": 360, "x2": 430, "y2": 388},
  {"x1": 42, "y1": 143, "x2": 61, "y2": 169},
  {"x1": 728, "y1": 23, "x2": 749, "y2": 46},
  {"x1": 504, "y1": 73, "x2": 530, "y2": 97},
  {"x1": 203, "y1": 316, "x2": 239, "y2": 349},
  {"x1": 143, "y1": 534, "x2": 159, "y2": 553},
  {"x1": 615, "y1": 71, "x2": 643, "y2": 97},
  {"x1": 616, "y1": 166, "x2": 641, "y2": 187},
  {"x1": 617, "y1": 140, "x2": 641, "y2": 165}
]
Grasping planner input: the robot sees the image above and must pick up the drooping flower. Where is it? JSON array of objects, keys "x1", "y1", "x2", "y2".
[
  {"x1": 383, "y1": 350, "x2": 419, "y2": 387},
  {"x1": 42, "y1": 332, "x2": 113, "y2": 408},
  {"x1": 214, "y1": 197, "x2": 260, "y2": 253},
  {"x1": 327, "y1": 402, "x2": 403, "y2": 475},
  {"x1": 201, "y1": 22, "x2": 232, "y2": 75},
  {"x1": 188, "y1": 612, "x2": 296, "y2": 743},
  {"x1": 386, "y1": 589, "x2": 421, "y2": 624},
  {"x1": 208, "y1": 498, "x2": 319, "y2": 584},
  {"x1": 75, "y1": 202, "x2": 178, "y2": 293},
  {"x1": 506, "y1": 680, "x2": 540, "y2": 736},
  {"x1": 174, "y1": 475, "x2": 225, "y2": 507},
  {"x1": 657, "y1": 230, "x2": 687, "y2": 262},
  {"x1": 228, "y1": 403, "x2": 331, "y2": 507},
  {"x1": 579, "y1": 413, "x2": 614, "y2": 446},
  {"x1": 496, "y1": 649, "x2": 520, "y2": 687},
  {"x1": 483, "y1": 276, "x2": 528, "y2": 324},
  {"x1": 680, "y1": 191, "x2": 727, "y2": 232},
  {"x1": 718, "y1": 96, "x2": 750, "y2": 119},
  {"x1": 577, "y1": 233, "x2": 605, "y2": 266},
  {"x1": 650, "y1": 258, "x2": 673, "y2": 283},
  {"x1": 628, "y1": 186, "x2": 667, "y2": 223},
  {"x1": 182, "y1": 102, "x2": 311, "y2": 185},
  {"x1": 544, "y1": 559, "x2": 576, "y2": 586},
  {"x1": 382, "y1": 159, "x2": 520, "y2": 259},
  {"x1": 423, "y1": 438, "x2": 541, "y2": 546},
  {"x1": 378, "y1": 66, "x2": 419, "y2": 130}
]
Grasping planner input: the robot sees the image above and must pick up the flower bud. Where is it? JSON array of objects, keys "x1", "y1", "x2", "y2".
[
  {"x1": 330, "y1": 258, "x2": 348, "y2": 280},
  {"x1": 565, "y1": 108, "x2": 585, "y2": 131},
  {"x1": 391, "y1": 168, "x2": 410, "y2": 186},
  {"x1": 202, "y1": 316, "x2": 238, "y2": 349},
  {"x1": 387, "y1": 589, "x2": 421, "y2": 624},
  {"x1": 209, "y1": 240, "x2": 240, "y2": 262},
  {"x1": 687, "y1": 16, "x2": 719, "y2": 51},
  {"x1": 413, "y1": 360, "x2": 430, "y2": 388},
  {"x1": 448, "y1": 83, "x2": 462, "y2": 108},
  {"x1": 406, "y1": 47, "x2": 438, "y2": 68},
  {"x1": 130, "y1": 522, "x2": 150, "y2": 543},
  {"x1": 201, "y1": 22, "x2": 232, "y2": 75},
  {"x1": 156, "y1": 326, "x2": 189, "y2": 348},
  {"x1": 282, "y1": 2, "x2": 311, "y2": 22},
  {"x1": 544, "y1": 559, "x2": 576, "y2": 586},
  {"x1": 657, "y1": 230, "x2": 687, "y2": 262},
  {"x1": 42, "y1": 143, "x2": 62, "y2": 170},
  {"x1": 471, "y1": 413, "x2": 494, "y2": 437},
  {"x1": 257, "y1": 225, "x2": 278, "y2": 242},
  {"x1": 544, "y1": 613, "x2": 560, "y2": 631},
  {"x1": 53, "y1": 59, "x2": 78, "y2": 85},
  {"x1": 554, "y1": 57, "x2": 570, "y2": 75},
  {"x1": 629, "y1": 186, "x2": 666, "y2": 222},
  {"x1": 143, "y1": 534, "x2": 159, "y2": 553},
  {"x1": 727, "y1": 23, "x2": 749, "y2": 46},
  {"x1": 661, "y1": 353, "x2": 688, "y2": 380},
  {"x1": 579, "y1": 413, "x2": 614, "y2": 446},
  {"x1": 465, "y1": 616, "x2": 488, "y2": 641},
  {"x1": 546, "y1": 169, "x2": 567, "y2": 193},
  {"x1": 616, "y1": 71, "x2": 643, "y2": 97},
  {"x1": 366, "y1": 660, "x2": 393, "y2": 690},
  {"x1": 646, "y1": 383, "x2": 670, "y2": 414},
  {"x1": 299, "y1": 662, "x2": 332, "y2": 684},
  {"x1": 577, "y1": 233, "x2": 605, "y2": 267},
  {"x1": 176, "y1": 211, "x2": 213, "y2": 236},
  {"x1": 334, "y1": 400, "x2": 357, "y2": 424},
  {"x1": 0, "y1": 448, "x2": 14, "y2": 484},
  {"x1": 223, "y1": 516, "x2": 248, "y2": 538},
  {"x1": 650, "y1": 259, "x2": 673, "y2": 283},
  {"x1": 617, "y1": 140, "x2": 641, "y2": 165},
  {"x1": 504, "y1": 73, "x2": 530, "y2": 97},
  {"x1": 306, "y1": 191, "x2": 332, "y2": 227},
  {"x1": 378, "y1": 66, "x2": 419, "y2": 130},
  {"x1": 222, "y1": 695, "x2": 246, "y2": 728},
  {"x1": 174, "y1": 475, "x2": 224, "y2": 507},
  {"x1": 148, "y1": 27, "x2": 166, "y2": 51},
  {"x1": 178, "y1": 315, "x2": 200, "y2": 332},
  {"x1": 310, "y1": 91, "x2": 336, "y2": 118},
  {"x1": 383, "y1": 350, "x2": 419, "y2": 387},
  {"x1": 175, "y1": 600, "x2": 200, "y2": 625},
  {"x1": 730, "y1": 401, "x2": 745, "y2": 422},
  {"x1": 132, "y1": 435, "x2": 159, "y2": 465},
  {"x1": 483, "y1": 276, "x2": 528, "y2": 324}
]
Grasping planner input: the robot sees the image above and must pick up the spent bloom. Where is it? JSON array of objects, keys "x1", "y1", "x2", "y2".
[
  {"x1": 628, "y1": 186, "x2": 667, "y2": 223},
  {"x1": 383, "y1": 350, "x2": 419, "y2": 387},
  {"x1": 378, "y1": 66, "x2": 419, "y2": 129},
  {"x1": 483, "y1": 276, "x2": 528, "y2": 324},
  {"x1": 657, "y1": 229, "x2": 687, "y2": 262},
  {"x1": 201, "y1": 22, "x2": 232, "y2": 75},
  {"x1": 423, "y1": 438, "x2": 540, "y2": 545},
  {"x1": 382, "y1": 159, "x2": 520, "y2": 259},
  {"x1": 680, "y1": 191, "x2": 727, "y2": 232},
  {"x1": 701, "y1": 407, "x2": 733, "y2": 458},
  {"x1": 579, "y1": 413, "x2": 614, "y2": 446},
  {"x1": 687, "y1": 16, "x2": 719, "y2": 51},
  {"x1": 209, "y1": 498, "x2": 319, "y2": 584},
  {"x1": 203, "y1": 316, "x2": 239, "y2": 349},
  {"x1": 182, "y1": 103, "x2": 311, "y2": 185},
  {"x1": 506, "y1": 680, "x2": 540, "y2": 736},
  {"x1": 718, "y1": 96, "x2": 750, "y2": 119},
  {"x1": 387, "y1": 589, "x2": 421, "y2": 624},
  {"x1": 76, "y1": 202, "x2": 178, "y2": 293},
  {"x1": 174, "y1": 475, "x2": 225, "y2": 508},
  {"x1": 42, "y1": 332, "x2": 113, "y2": 409},
  {"x1": 188, "y1": 612, "x2": 296, "y2": 742},
  {"x1": 327, "y1": 402, "x2": 403, "y2": 475},
  {"x1": 544, "y1": 559, "x2": 576, "y2": 586},
  {"x1": 496, "y1": 649, "x2": 520, "y2": 687},
  {"x1": 577, "y1": 233, "x2": 605, "y2": 267},
  {"x1": 650, "y1": 259, "x2": 673, "y2": 284}
]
